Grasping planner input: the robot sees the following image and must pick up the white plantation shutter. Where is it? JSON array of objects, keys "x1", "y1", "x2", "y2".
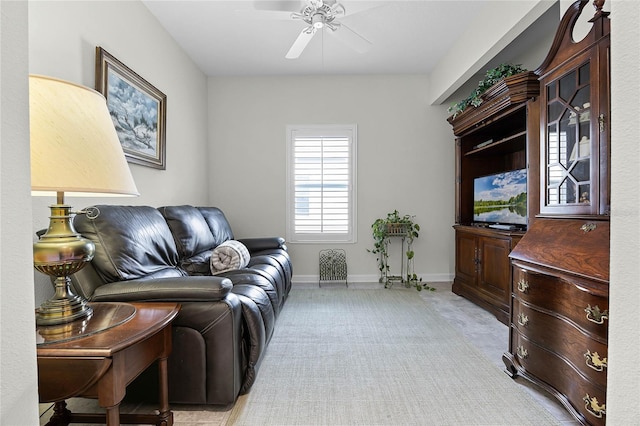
[{"x1": 286, "y1": 125, "x2": 357, "y2": 243}]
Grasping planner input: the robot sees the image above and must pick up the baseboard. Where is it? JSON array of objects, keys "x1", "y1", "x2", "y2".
[{"x1": 292, "y1": 273, "x2": 454, "y2": 286}]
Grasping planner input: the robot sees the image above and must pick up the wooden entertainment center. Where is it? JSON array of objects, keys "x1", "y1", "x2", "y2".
[
  {"x1": 449, "y1": 1, "x2": 611, "y2": 424},
  {"x1": 448, "y1": 71, "x2": 540, "y2": 325}
]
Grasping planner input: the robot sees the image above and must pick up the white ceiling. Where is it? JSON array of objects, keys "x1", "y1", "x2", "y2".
[{"x1": 142, "y1": 0, "x2": 501, "y2": 77}]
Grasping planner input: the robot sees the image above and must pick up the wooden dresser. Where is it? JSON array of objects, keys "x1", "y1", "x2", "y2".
[
  {"x1": 502, "y1": 1, "x2": 611, "y2": 425},
  {"x1": 505, "y1": 218, "x2": 609, "y2": 424}
]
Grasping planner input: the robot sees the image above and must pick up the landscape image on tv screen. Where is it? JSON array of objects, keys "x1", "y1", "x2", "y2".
[{"x1": 473, "y1": 169, "x2": 527, "y2": 225}]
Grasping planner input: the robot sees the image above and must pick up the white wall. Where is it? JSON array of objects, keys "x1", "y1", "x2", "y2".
[
  {"x1": 429, "y1": 0, "x2": 556, "y2": 105},
  {"x1": 444, "y1": 3, "x2": 558, "y2": 115},
  {"x1": 208, "y1": 75, "x2": 455, "y2": 282},
  {"x1": 28, "y1": 0, "x2": 211, "y2": 304},
  {"x1": 206, "y1": 5, "x2": 558, "y2": 284},
  {"x1": 0, "y1": 2, "x2": 40, "y2": 425},
  {"x1": 608, "y1": 1, "x2": 640, "y2": 423}
]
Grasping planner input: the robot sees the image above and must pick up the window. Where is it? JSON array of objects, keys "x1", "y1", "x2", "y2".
[{"x1": 286, "y1": 125, "x2": 357, "y2": 243}]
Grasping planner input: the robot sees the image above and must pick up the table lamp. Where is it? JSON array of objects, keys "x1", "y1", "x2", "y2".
[{"x1": 30, "y1": 74, "x2": 139, "y2": 326}]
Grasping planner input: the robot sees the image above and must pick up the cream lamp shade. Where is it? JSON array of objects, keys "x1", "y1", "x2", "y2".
[
  {"x1": 29, "y1": 74, "x2": 139, "y2": 197},
  {"x1": 30, "y1": 74, "x2": 138, "y2": 326}
]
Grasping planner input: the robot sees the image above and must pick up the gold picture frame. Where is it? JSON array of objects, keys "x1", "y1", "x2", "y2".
[{"x1": 95, "y1": 46, "x2": 166, "y2": 169}]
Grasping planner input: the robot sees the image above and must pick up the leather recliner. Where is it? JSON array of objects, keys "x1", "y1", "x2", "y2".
[{"x1": 69, "y1": 204, "x2": 292, "y2": 406}]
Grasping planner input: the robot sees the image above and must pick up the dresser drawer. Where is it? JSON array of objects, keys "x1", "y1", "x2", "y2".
[
  {"x1": 513, "y1": 267, "x2": 608, "y2": 339},
  {"x1": 513, "y1": 299, "x2": 608, "y2": 387},
  {"x1": 512, "y1": 330, "x2": 607, "y2": 426}
]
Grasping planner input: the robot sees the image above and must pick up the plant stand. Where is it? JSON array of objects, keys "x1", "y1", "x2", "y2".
[
  {"x1": 370, "y1": 210, "x2": 432, "y2": 292},
  {"x1": 380, "y1": 224, "x2": 408, "y2": 288}
]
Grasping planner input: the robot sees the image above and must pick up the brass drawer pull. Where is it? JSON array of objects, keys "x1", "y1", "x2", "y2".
[
  {"x1": 581, "y1": 222, "x2": 597, "y2": 233},
  {"x1": 585, "y1": 350, "x2": 608, "y2": 372},
  {"x1": 516, "y1": 345, "x2": 529, "y2": 360},
  {"x1": 585, "y1": 304, "x2": 608, "y2": 324},
  {"x1": 583, "y1": 394, "x2": 606, "y2": 418},
  {"x1": 517, "y1": 279, "x2": 529, "y2": 293},
  {"x1": 517, "y1": 313, "x2": 529, "y2": 327}
]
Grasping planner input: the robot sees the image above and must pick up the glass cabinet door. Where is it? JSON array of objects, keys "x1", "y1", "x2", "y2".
[
  {"x1": 545, "y1": 62, "x2": 592, "y2": 207},
  {"x1": 539, "y1": 40, "x2": 610, "y2": 219}
]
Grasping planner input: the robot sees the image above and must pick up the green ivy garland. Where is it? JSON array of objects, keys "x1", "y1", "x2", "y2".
[{"x1": 448, "y1": 63, "x2": 527, "y2": 118}]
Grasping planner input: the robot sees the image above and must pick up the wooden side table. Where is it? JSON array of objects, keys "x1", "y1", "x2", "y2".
[{"x1": 37, "y1": 302, "x2": 180, "y2": 426}]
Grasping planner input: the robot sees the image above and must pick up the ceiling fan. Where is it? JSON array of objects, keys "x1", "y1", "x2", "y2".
[{"x1": 254, "y1": 0, "x2": 372, "y2": 59}]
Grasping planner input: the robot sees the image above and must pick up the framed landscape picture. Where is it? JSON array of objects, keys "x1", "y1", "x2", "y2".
[{"x1": 95, "y1": 46, "x2": 166, "y2": 169}]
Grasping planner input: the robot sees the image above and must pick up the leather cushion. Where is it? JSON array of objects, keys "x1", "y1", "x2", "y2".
[
  {"x1": 181, "y1": 250, "x2": 213, "y2": 276},
  {"x1": 74, "y1": 205, "x2": 182, "y2": 283},
  {"x1": 197, "y1": 207, "x2": 235, "y2": 246},
  {"x1": 159, "y1": 205, "x2": 216, "y2": 258},
  {"x1": 221, "y1": 270, "x2": 280, "y2": 317}
]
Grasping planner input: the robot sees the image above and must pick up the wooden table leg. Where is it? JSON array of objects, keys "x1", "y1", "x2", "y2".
[
  {"x1": 45, "y1": 401, "x2": 71, "y2": 426},
  {"x1": 157, "y1": 356, "x2": 173, "y2": 426},
  {"x1": 105, "y1": 404, "x2": 120, "y2": 426}
]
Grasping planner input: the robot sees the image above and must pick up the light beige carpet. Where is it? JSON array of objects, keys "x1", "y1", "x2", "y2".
[
  {"x1": 41, "y1": 286, "x2": 562, "y2": 426},
  {"x1": 224, "y1": 287, "x2": 560, "y2": 425}
]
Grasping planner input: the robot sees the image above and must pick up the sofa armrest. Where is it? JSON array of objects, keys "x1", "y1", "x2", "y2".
[
  {"x1": 237, "y1": 237, "x2": 286, "y2": 252},
  {"x1": 91, "y1": 276, "x2": 233, "y2": 303}
]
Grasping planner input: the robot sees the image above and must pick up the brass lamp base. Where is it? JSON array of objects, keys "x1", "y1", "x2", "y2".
[
  {"x1": 35, "y1": 276, "x2": 93, "y2": 326},
  {"x1": 34, "y1": 200, "x2": 95, "y2": 326}
]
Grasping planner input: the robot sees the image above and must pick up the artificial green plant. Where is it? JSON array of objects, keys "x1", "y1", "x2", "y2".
[
  {"x1": 368, "y1": 210, "x2": 434, "y2": 292},
  {"x1": 448, "y1": 63, "x2": 527, "y2": 118}
]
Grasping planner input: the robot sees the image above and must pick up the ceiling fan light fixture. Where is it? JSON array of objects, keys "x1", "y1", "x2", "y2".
[
  {"x1": 311, "y1": 13, "x2": 325, "y2": 29},
  {"x1": 284, "y1": 0, "x2": 370, "y2": 59}
]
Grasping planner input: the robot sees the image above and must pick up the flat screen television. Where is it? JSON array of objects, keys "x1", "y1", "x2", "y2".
[{"x1": 473, "y1": 169, "x2": 527, "y2": 227}]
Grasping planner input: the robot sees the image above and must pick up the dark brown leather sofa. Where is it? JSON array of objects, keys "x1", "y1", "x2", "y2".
[{"x1": 69, "y1": 205, "x2": 292, "y2": 406}]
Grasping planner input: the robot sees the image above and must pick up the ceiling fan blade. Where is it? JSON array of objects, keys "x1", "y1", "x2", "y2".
[
  {"x1": 328, "y1": 23, "x2": 371, "y2": 54},
  {"x1": 285, "y1": 27, "x2": 317, "y2": 59},
  {"x1": 328, "y1": 2, "x2": 345, "y2": 18}
]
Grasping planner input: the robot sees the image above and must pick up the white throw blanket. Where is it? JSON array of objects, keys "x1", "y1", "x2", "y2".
[{"x1": 210, "y1": 240, "x2": 250, "y2": 274}]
